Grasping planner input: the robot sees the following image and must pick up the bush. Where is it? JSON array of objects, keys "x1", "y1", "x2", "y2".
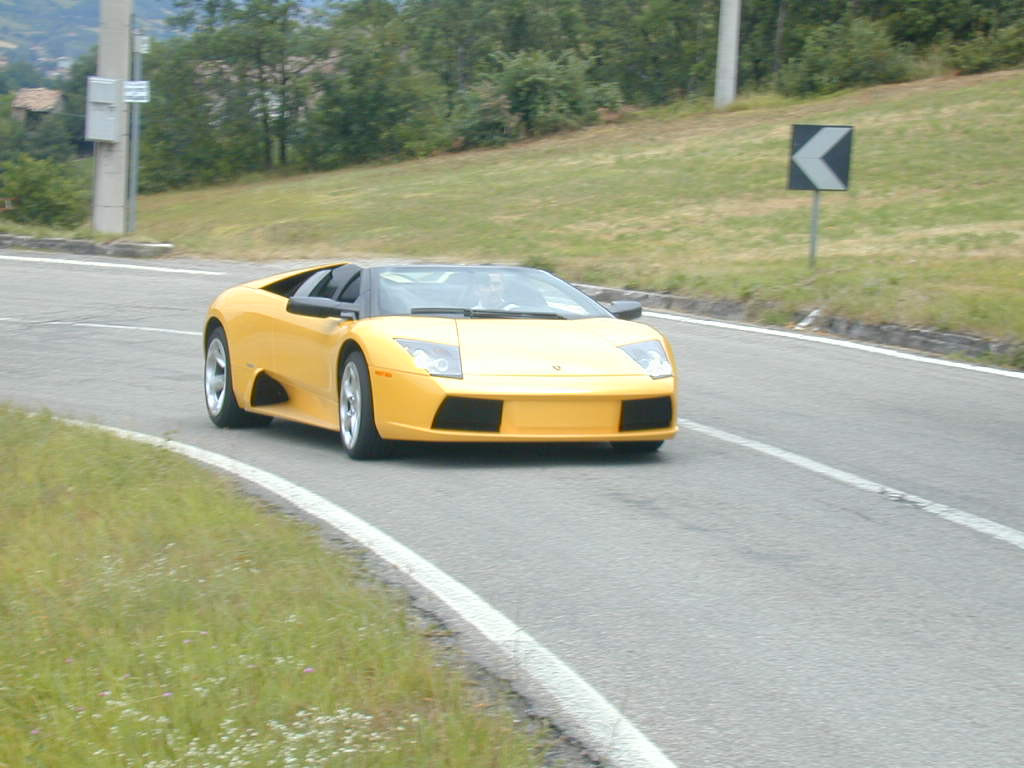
[
  {"x1": 452, "y1": 51, "x2": 623, "y2": 149},
  {"x1": 22, "y1": 113, "x2": 76, "y2": 163},
  {"x1": 949, "y1": 24, "x2": 1024, "y2": 74},
  {"x1": 296, "y1": 31, "x2": 451, "y2": 171},
  {"x1": 779, "y1": 18, "x2": 915, "y2": 96},
  {"x1": 0, "y1": 155, "x2": 89, "y2": 228},
  {"x1": 450, "y1": 83, "x2": 524, "y2": 149}
]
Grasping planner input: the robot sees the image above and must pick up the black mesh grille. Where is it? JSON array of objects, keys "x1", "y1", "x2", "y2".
[
  {"x1": 620, "y1": 397, "x2": 673, "y2": 431},
  {"x1": 250, "y1": 372, "x2": 288, "y2": 406},
  {"x1": 432, "y1": 397, "x2": 503, "y2": 432}
]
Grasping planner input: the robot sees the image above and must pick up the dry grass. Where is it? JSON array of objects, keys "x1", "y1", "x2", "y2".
[{"x1": 55, "y1": 69, "x2": 1024, "y2": 341}]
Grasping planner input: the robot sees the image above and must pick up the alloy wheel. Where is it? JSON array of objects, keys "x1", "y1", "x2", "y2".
[
  {"x1": 340, "y1": 360, "x2": 361, "y2": 448},
  {"x1": 205, "y1": 337, "x2": 228, "y2": 416}
]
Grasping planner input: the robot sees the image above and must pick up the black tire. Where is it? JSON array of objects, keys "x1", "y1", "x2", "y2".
[
  {"x1": 610, "y1": 440, "x2": 663, "y2": 454},
  {"x1": 204, "y1": 327, "x2": 272, "y2": 428},
  {"x1": 338, "y1": 349, "x2": 392, "y2": 459}
]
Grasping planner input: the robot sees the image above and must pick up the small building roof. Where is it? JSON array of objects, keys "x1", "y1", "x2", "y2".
[{"x1": 12, "y1": 88, "x2": 63, "y2": 112}]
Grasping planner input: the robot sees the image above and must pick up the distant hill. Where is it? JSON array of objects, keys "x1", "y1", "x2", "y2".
[{"x1": 0, "y1": 0, "x2": 175, "y2": 66}]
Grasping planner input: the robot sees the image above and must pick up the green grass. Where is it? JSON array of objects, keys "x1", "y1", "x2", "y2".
[
  {"x1": 3, "y1": 70, "x2": 1019, "y2": 341},
  {"x1": 0, "y1": 407, "x2": 549, "y2": 768},
  {"x1": 128, "y1": 69, "x2": 1024, "y2": 342}
]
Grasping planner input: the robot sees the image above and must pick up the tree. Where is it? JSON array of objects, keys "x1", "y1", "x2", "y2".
[
  {"x1": 401, "y1": 0, "x2": 503, "y2": 94},
  {"x1": 860, "y1": 0, "x2": 1024, "y2": 45},
  {"x1": 55, "y1": 48, "x2": 96, "y2": 156},
  {"x1": 451, "y1": 50, "x2": 622, "y2": 147},
  {"x1": 778, "y1": 16, "x2": 913, "y2": 95},
  {"x1": 299, "y1": 0, "x2": 449, "y2": 168},
  {"x1": 139, "y1": 38, "x2": 257, "y2": 191},
  {"x1": 171, "y1": 0, "x2": 317, "y2": 169},
  {"x1": 22, "y1": 114, "x2": 76, "y2": 162},
  {"x1": 0, "y1": 96, "x2": 27, "y2": 166},
  {"x1": 0, "y1": 60, "x2": 46, "y2": 94}
]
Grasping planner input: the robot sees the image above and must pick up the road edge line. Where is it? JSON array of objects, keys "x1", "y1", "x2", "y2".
[
  {"x1": 646, "y1": 311, "x2": 1024, "y2": 380},
  {"x1": 67, "y1": 418, "x2": 677, "y2": 768},
  {"x1": 681, "y1": 418, "x2": 1024, "y2": 552}
]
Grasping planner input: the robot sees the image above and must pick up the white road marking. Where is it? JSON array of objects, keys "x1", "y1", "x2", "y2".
[
  {"x1": 681, "y1": 418, "x2": 1024, "y2": 553},
  {"x1": 17, "y1": 314, "x2": 1018, "y2": 552},
  {"x1": 0, "y1": 253, "x2": 225, "y2": 275},
  {"x1": 64, "y1": 419, "x2": 677, "y2": 768},
  {"x1": 0, "y1": 317, "x2": 200, "y2": 336},
  {"x1": 646, "y1": 311, "x2": 1024, "y2": 380}
]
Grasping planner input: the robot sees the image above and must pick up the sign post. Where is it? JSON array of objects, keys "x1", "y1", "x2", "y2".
[
  {"x1": 788, "y1": 124, "x2": 853, "y2": 268},
  {"x1": 126, "y1": 27, "x2": 149, "y2": 232}
]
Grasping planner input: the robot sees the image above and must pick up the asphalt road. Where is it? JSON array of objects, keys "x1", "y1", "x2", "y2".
[{"x1": 2, "y1": 251, "x2": 1023, "y2": 768}]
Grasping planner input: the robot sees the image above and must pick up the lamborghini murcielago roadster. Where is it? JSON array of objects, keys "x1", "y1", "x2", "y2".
[{"x1": 203, "y1": 262, "x2": 678, "y2": 458}]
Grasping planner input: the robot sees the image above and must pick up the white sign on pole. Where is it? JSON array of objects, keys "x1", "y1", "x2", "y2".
[{"x1": 123, "y1": 80, "x2": 150, "y2": 103}]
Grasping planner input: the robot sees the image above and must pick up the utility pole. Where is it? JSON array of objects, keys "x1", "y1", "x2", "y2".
[
  {"x1": 92, "y1": 0, "x2": 132, "y2": 234},
  {"x1": 714, "y1": 0, "x2": 741, "y2": 110}
]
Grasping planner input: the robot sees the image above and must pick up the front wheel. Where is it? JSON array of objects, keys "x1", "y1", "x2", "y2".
[
  {"x1": 339, "y1": 349, "x2": 391, "y2": 459},
  {"x1": 610, "y1": 440, "x2": 663, "y2": 454},
  {"x1": 204, "y1": 327, "x2": 271, "y2": 428}
]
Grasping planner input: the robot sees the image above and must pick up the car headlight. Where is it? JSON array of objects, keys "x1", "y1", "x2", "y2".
[
  {"x1": 395, "y1": 339, "x2": 463, "y2": 378},
  {"x1": 620, "y1": 340, "x2": 673, "y2": 378}
]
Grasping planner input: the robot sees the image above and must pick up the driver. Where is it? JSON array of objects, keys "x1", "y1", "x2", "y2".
[{"x1": 472, "y1": 272, "x2": 513, "y2": 310}]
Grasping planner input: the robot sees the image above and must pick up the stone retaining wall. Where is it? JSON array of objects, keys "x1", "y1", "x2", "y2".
[{"x1": 0, "y1": 234, "x2": 173, "y2": 259}]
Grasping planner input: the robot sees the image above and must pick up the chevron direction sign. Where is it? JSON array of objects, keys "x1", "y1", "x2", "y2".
[{"x1": 788, "y1": 125, "x2": 853, "y2": 191}]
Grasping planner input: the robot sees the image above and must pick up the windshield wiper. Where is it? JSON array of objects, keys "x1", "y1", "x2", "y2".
[
  {"x1": 410, "y1": 307, "x2": 566, "y2": 319},
  {"x1": 468, "y1": 309, "x2": 566, "y2": 319},
  {"x1": 410, "y1": 307, "x2": 472, "y2": 316}
]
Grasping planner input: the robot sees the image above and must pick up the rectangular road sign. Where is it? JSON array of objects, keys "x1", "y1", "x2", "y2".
[
  {"x1": 788, "y1": 125, "x2": 853, "y2": 191},
  {"x1": 123, "y1": 80, "x2": 150, "y2": 103}
]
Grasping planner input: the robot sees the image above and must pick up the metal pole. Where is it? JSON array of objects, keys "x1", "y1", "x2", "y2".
[
  {"x1": 714, "y1": 0, "x2": 741, "y2": 109},
  {"x1": 92, "y1": 0, "x2": 132, "y2": 234},
  {"x1": 127, "y1": 23, "x2": 142, "y2": 232},
  {"x1": 808, "y1": 190, "x2": 821, "y2": 269}
]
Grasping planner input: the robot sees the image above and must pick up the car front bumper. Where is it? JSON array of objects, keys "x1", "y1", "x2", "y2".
[{"x1": 369, "y1": 368, "x2": 678, "y2": 443}]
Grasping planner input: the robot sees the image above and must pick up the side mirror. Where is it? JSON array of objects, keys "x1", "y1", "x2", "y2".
[
  {"x1": 607, "y1": 300, "x2": 643, "y2": 321},
  {"x1": 286, "y1": 296, "x2": 358, "y2": 320}
]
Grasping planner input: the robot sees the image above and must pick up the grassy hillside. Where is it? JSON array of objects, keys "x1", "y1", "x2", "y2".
[{"x1": 139, "y1": 69, "x2": 1024, "y2": 343}]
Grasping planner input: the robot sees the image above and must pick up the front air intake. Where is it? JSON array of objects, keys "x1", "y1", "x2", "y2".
[
  {"x1": 620, "y1": 397, "x2": 673, "y2": 431},
  {"x1": 432, "y1": 397, "x2": 503, "y2": 432}
]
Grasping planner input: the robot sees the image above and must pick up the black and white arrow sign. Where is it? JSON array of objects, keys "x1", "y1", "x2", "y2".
[{"x1": 788, "y1": 124, "x2": 853, "y2": 191}]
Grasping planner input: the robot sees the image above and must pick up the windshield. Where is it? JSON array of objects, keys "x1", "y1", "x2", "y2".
[{"x1": 371, "y1": 266, "x2": 611, "y2": 319}]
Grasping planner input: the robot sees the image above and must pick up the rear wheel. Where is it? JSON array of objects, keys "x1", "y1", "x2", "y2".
[
  {"x1": 339, "y1": 349, "x2": 391, "y2": 459},
  {"x1": 204, "y1": 327, "x2": 271, "y2": 428},
  {"x1": 611, "y1": 440, "x2": 663, "y2": 454}
]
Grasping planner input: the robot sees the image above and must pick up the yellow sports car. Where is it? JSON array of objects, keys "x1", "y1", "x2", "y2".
[{"x1": 203, "y1": 263, "x2": 678, "y2": 458}]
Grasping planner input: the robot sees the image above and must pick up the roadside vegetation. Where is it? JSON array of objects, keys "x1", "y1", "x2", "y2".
[
  {"x1": 4, "y1": 2, "x2": 1024, "y2": 202},
  {"x1": 0, "y1": 407, "x2": 550, "y2": 767},
  {"x1": 134, "y1": 69, "x2": 1024, "y2": 346},
  {"x1": 0, "y1": 1, "x2": 1021, "y2": 347}
]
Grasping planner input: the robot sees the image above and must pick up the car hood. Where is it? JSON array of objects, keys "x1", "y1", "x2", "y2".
[{"x1": 455, "y1": 318, "x2": 662, "y2": 376}]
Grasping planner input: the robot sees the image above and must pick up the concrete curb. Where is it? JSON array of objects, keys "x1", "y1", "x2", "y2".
[
  {"x1": 576, "y1": 283, "x2": 1024, "y2": 367},
  {"x1": 0, "y1": 234, "x2": 173, "y2": 259}
]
